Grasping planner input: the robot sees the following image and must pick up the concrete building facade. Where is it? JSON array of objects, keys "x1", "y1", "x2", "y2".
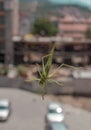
[
  {"x1": 0, "y1": 0, "x2": 6, "y2": 63},
  {"x1": 12, "y1": 0, "x2": 19, "y2": 36},
  {"x1": 0, "y1": 0, "x2": 20, "y2": 65}
]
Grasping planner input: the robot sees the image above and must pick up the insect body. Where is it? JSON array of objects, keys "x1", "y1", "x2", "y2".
[
  {"x1": 27, "y1": 42, "x2": 80, "y2": 99},
  {"x1": 39, "y1": 43, "x2": 55, "y2": 86}
]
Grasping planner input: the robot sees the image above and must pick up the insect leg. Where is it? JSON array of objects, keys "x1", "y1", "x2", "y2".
[
  {"x1": 41, "y1": 83, "x2": 47, "y2": 100},
  {"x1": 47, "y1": 79, "x2": 63, "y2": 86},
  {"x1": 36, "y1": 63, "x2": 42, "y2": 78},
  {"x1": 48, "y1": 63, "x2": 79, "y2": 78},
  {"x1": 26, "y1": 78, "x2": 40, "y2": 82}
]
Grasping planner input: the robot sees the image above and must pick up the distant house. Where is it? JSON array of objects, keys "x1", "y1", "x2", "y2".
[{"x1": 51, "y1": 15, "x2": 91, "y2": 40}]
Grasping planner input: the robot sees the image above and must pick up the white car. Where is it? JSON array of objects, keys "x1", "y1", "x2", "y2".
[
  {"x1": 45, "y1": 102, "x2": 64, "y2": 124},
  {"x1": 0, "y1": 99, "x2": 11, "y2": 121}
]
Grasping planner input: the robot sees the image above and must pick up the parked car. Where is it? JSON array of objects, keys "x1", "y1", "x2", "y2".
[
  {"x1": 45, "y1": 102, "x2": 64, "y2": 124},
  {"x1": 45, "y1": 122, "x2": 68, "y2": 130},
  {"x1": 0, "y1": 99, "x2": 11, "y2": 121}
]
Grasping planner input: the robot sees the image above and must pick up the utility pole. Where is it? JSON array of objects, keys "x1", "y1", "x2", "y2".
[{"x1": 4, "y1": 0, "x2": 14, "y2": 65}]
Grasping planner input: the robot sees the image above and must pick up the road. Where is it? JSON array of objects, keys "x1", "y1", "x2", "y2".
[{"x1": 0, "y1": 88, "x2": 91, "y2": 130}]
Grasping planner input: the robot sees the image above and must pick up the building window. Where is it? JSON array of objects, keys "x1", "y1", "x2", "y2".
[
  {"x1": 0, "y1": 29, "x2": 5, "y2": 37},
  {"x1": 0, "y1": 16, "x2": 5, "y2": 24},
  {"x1": 0, "y1": 2, "x2": 4, "y2": 11},
  {"x1": 0, "y1": 42, "x2": 5, "y2": 51}
]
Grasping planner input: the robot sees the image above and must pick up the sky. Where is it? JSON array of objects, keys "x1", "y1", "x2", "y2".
[{"x1": 49, "y1": 0, "x2": 91, "y2": 9}]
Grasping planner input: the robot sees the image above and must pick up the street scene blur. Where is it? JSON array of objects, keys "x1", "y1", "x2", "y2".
[{"x1": 0, "y1": 0, "x2": 91, "y2": 130}]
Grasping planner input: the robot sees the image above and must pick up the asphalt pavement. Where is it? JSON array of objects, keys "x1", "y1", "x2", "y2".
[{"x1": 0, "y1": 88, "x2": 90, "y2": 130}]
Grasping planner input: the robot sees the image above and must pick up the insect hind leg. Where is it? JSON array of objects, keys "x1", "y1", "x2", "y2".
[{"x1": 48, "y1": 63, "x2": 79, "y2": 78}]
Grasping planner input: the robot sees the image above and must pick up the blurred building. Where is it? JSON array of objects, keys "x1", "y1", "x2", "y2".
[
  {"x1": 0, "y1": 0, "x2": 6, "y2": 63},
  {"x1": 59, "y1": 15, "x2": 91, "y2": 40},
  {"x1": 5, "y1": 0, "x2": 20, "y2": 36},
  {"x1": 12, "y1": 0, "x2": 19, "y2": 36},
  {"x1": 20, "y1": 10, "x2": 31, "y2": 36},
  {"x1": 20, "y1": 1, "x2": 38, "y2": 36},
  {"x1": 50, "y1": 15, "x2": 91, "y2": 40},
  {"x1": 0, "y1": 0, "x2": 19, "y2": 64},
  {"x1": 13, "y1": 36, "x2": 91, "y2": 66}
]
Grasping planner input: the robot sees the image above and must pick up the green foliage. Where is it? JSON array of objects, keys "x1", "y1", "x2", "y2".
[
  {"x1": 0, "y1": 66, "x2": 8, "y2": 76},
  {"x1": 32, "y1": 17, "x2": 58, "y2": 36},
  {"x1": 85, "y1": 27, "x2": 91, "y2": 38},
  {"x1": 17, "y1": 65, "x2": 28, "y2": 78}
]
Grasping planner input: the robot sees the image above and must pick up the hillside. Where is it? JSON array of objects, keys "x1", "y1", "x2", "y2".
[
  {"x1": 19, "y1": 0, "x2": 91, "y2": 19},
  {"x1": 19, "y1": 0, "x2": 91, "y2": 10}
]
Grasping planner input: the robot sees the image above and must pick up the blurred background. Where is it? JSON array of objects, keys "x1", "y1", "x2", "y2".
[{"x1": 0, "y1": 0, "x2": 91, "y2": 130}]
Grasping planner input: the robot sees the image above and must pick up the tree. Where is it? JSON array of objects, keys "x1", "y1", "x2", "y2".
[
  {"x1": 32, "y1": 17, "x2": 58, "y2": 36},
  {"x1": 85, "y1": 27, "x2": 91, "y2": 39}
]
